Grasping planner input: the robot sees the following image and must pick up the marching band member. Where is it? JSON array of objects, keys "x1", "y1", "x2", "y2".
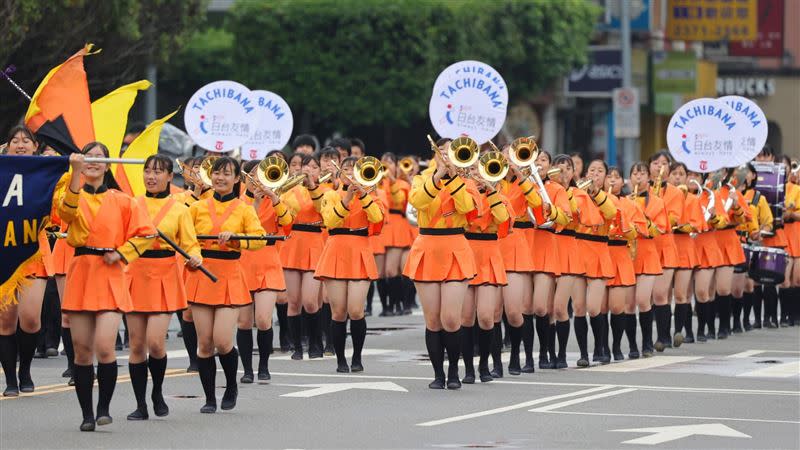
[
  {"x1": 629, "y1": 163, "x2": 668, "y2": 358},
  {"x1": 280, "y1": 155, "x2": 329, "y2": 360},
  {"x1": 773, "y1": 155, "x2": 798, "y2": 326},
  {"x1": 461, "y1": 159, "x2": 513, "y2": 383},
  {"x1": 237, "y1": 160, "x2": 293, "y2": 383},
  {"x1": 404, "y1": 139, "x2": 477, "y2": 390},
  {"x1": 605, "y1": 167, "x2": 644, "y2": 360},
  {"x1": 315, "y1": 156, "x2": 385, "y2": 373},
  {"x1": 317, "y1": 147, "x2": 343, "y2": 354},
  {"x1": 186, "y1": 156, "x2": 266, "y2": 414},
  {"x1": 59, "y1": 142, "x2": 156, "y2": 431},
  {"x1": 378, "y1": 153, "x2": 414, "y2": 316},
  {"x1": 666, "y1": 162, "x2": 703, "y2": 345},
  {"x1": 0, "y1": 126, "x2": 50, "y2": 396},
  {"x1": 783, "y1": 160, "x2": 800, "y2": 326},
  {"x1": 125, "y1": 155, "x2": 201, "y2": 420}
]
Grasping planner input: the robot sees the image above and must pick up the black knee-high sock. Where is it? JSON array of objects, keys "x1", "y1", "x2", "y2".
[
  {"x1": 74, "y1": 364, "x2": 94, "y2": 420},
  {"x1": 610, "y1": 313, "x2": 625, "y2": 352},
  {"x1": 276, "y1": 303, "x2": 289, "y2": 347},
  {"x1": 331, "y1": 320, "x2": 347, "y2": 366},
  {"x1": 62, "y1": 328, "x2": 75, "y2": 371},
  {"x1": 779, "y1": 288, "x2": 790, "y2": 322},
  {"x1": 601, "y1": 313, "x2": 611, "y2": 356},
  {"x1": 425, "y1": 329, "x2": 445, "y2": 380},
  {"x1": 624, "y1": 313, "x2": 638, "y2": 349},
  {"x1": 718, "y1": 294, "x2": 731, "y2": 333},
  {"x1": 16, "y1": 329, "x2": 38, "y2": 382},
  {"x1": 534, "y1": 315, "x2": 549, "y2": 360},
  {"x1": 478, "y1": 327, "x2": 492, "y2": 370},
  {"x1": 377, "y1": 279, "x2": 389, "y2": 312},
  {"x1": 196, "y1": 356, "x2": 216, "y2": 405},
  {"x1": 147, "y1": 356, "x2": 167, "y2": 401},
  {"x1": 574, "y1": 316, "x2": 588, "y2": 358},
  {"x1": 388, "y1": 276, "x2": 402, "y2": 313},
  {"x1": 547, "y1": 322, "x2": 557, "y2": 361},
  {"x1": 685, "y1": 303, "x2": 694, "y2": 336},
  {"x1": 365, "y1": 282, "x2": 375, "y2": 313},
  {"x1": 639, "y1": 310, "x2": 653, "y2": 349},
  {"x1": 653, "y1": 305, "x2": 670, "y2": 343},
  {"x1": 350, "y1": 318, "x2": 366, "y2": 362},
  {"x1": 589, "y1": 315, "x2": 603, "y2": 357},
  {"x1": 521, "y1": 314, "x2": 534, "y2": 362},
  {"x1": 96, "y1": 361, "x2": 118, "y2": 417},
  {"x1": 753, "y1": 286, "x2": 763, "y2": 323},
  {"x1": 256, "y1": 328, "x2": 273, "y2": 370},
  {"x1": 508, "y1": 323, "x2": 522, "y2": 367},
  {"x1": 742, "y1": 291, "x2": 753, "y2": 325},
  {"x1": 696, "y1": 302, "x2": 707, "y2": 335},
  {"x1": 320, "y1": 303, "x2": 332, "y2": 342},
  {"x1": 217, "y1": 348, "x2": 239, "y2": 388},
  {"x1": 461, "y1": 326, "x2": 474, "y2": 373},
  {"x1": 0, "y1": 334, "x2": 18, "y2": 388},
  {"x1": 765, "y1": 285, "x2": 778, "y2": 324},
  {"x1": 491, "y1": 322, "x2": 502, "y2": 368},
  {"x1": 556, "y1": 320, "x2": 570, "y2": 359},
  {"x1": 180, "y1": 320, "x2": 197, "y2": 365},
  {"x1": 305, "y1": 311, "x2": 320, "y2": 352},
  {"x1": 288, "y1": 315, "x2": 302, "y2": 352},
  {"x1": 404, "y1": 276, "x2": 418, "y2": 308},
  {"x1": 236, "y1": 329, "x2": 253, "y2": 375},
  {"x1": 443, "y1": 329, "x2": 461, "y2": 379},
  {"x1": 128, "y1": 362, "x2": 148, "y2": 409},
  {"x1": 732, "y1": 296, "x2": 743, "y2": 328},
  {"x1": 707, "y1": 297, "x2": 718, "y2": 336},
  {"x1": 674, "y1": 304, "x2": 688, "y2": 335}
]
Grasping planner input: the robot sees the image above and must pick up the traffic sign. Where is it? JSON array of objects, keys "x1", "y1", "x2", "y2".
[{"x1": 613, "y1": 87, "x2": 640, "y2": 138}]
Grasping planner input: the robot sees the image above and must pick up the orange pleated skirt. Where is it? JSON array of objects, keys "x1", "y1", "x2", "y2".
[
  {"x1": 23, "y1": 258, "x2": 48, "y2": 279},
  {"x1": 280, "y1": 228, "x2": 325, "y2": 272},
  {"x1": 186, "y1": 253, "x2": 251, "y2": 307},
  {"x1": 634, "y1": 238, "x2": 663, "y2": 276},
  {"x1": 403, "y1": 232, "x2": 476, "y2": 282},
  {"x1": 369, "y1": 235, "x2": 386, "y2": 255},
  {"x1": 673, "y1": 233, "x2": 700, "y2": 269},
  {"x1": 498, "y1": 227, "x2": 534, "y2": 273},
  {"x1": 466, "y1": 235, "x2": 507, "y2": 286},
  {"x1": 63, "y1": 253, "x2": 131, "y2": 313},
  {"x1": 607, "y1": 242, "x2": 635, "y2": 287},
  {"x1": 126, "y1": 252, "x2": 187, "y2": 313},
  {"x1": 763, "y1": 228, "x2": 788, "y2": 249},
  {"x1": 51, "y1": 239, "x2": 74, "y2": 276},
  {"x1": 785, "y1": 221, "x2": 800, "y2": 257},
  {"x1": 553, "y1": 232, "x2": 584, "y2": 276},
  {"x1": 654, "y1": 233, "x2": 680, "y2": 269},
  {"x1": 695, "y1": 232, "x2": 724, "y2": 269},
  {"x1": 382, "y1": 211, "x2": 414, "y2": 248},
  {"x1": 241, "y1": 243, "x2": 286, "y2": 292},
  {"x1": 715, "y1": 229, "x2": 746, "y2": 266},
  {"x1": 530, "y1": 228, "x2": 561, "y2": 275},
  {"x1": 314, "y1": 234, "x2": 378, "y2": 281},
  {"x1": 576, "y1": 236, "x2": 614, "y2": 279}
]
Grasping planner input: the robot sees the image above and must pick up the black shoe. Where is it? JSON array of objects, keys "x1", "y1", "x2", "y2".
[
  {"x1": 642, "y1": 347, "x2": 654, "y2": 358},
  {"x1": 291, "y1": 350, "x2": 303, "y2": 360},
  {"x1": 628, "y1": 350, "x2": 640, "y2": 359},
  {"x1": 3, "y1": 386, "x2": 19, "y2": 397},
  {"x1": 697, "y1": 333, "x2": 707, "y2": 342},
  {"x1": 127, "y1": 407, "x2": 149, "y2": 421},
  {"x1": 539, "y1": 357, "x2": 555, "y2": 369},
  {"x1": 767, "y1": 320, "x2": 779, "y2": 329},
  {"x1": 18, "y1": 375, "x2": 34, "y2": 393},
  {"x1": 187, "y1": 361, "x2": 199, "y2": 373},
  {"x1": 753, "y1": 320, "x2": 762, "y2": 329},
  {"x1": 62, "y1": 367, "x2": 73, "y2": 378},
  {"x1": 707, "y1": 332, "x2": 717, "y2": 340},
  {"x1": 45, "y1": 348, "x2": 58, "y2": 357},
  {"x1": 555, "y1": 357, "x2": 568, "y2": 369},
  {"x1": 612, "y1": 349, "x2": 625, "y2": 361},
  {"x1": 33, "y1": 350, "x2": 47, "y2": 359},
  {"x1": 115, "y1": 343, "x2": 123, "y2": 351},
  {"x1": 200, "y1": 402, "x2": 217, "y2": 414},
  {"x1": 521, "y1": 357, "x2": 535, "y2": 373},
  {"x1": 336, "y1": 361, "x2": 350, "y2": 373},
  {"x1": 403, "y1": 308, "x2": 412, "y2": 315},
  {"x1": 324, "y1": 342, "x2": 335, "y2": 357},
  {"x1": 308, "y1": 349, "x2": 323, "y2": 359},
  {"x1": 461, "y1": 371, "x2": 475, "y2": 384},
  {"x1": 490, "y1": 366, "x2": 503, "y2": 379},
  {"x1": 364, "y1": 310, "x2": 372, "y2": 317},
  {"x1": 350, "y1": 359, "x2": 364, "y2": 373},
  {"x1": 68, "y1": 376, "x2": 75, "y2": 386},
  {"x1": 780, "y1": 318, "x2": 789, "y2": 327},
  {"x1": 654, "y1": 340, "x2": 666, "y2": 352},
  {"x1": 257, "y1": 369, "x2": 271, "y2": 381},
  {"x1": 718, "y1": 331, "x2": 729, "y2": 340},
  {"x1": 152, "y1": 393, "x2": 169, "y2": 417},
  {"x1": 732, "y1": 325, "x2": 743, "y2": 334},
  {"x1": 673, "y1": 333, "x2": 684, "y2": 348},
  {"x1": 80, "y1": 419, "x2": 96, "y2": 432},
  {"x1": 743, "y1": 322, "x2": 753, "y2": 332},
  {"x1": 280, "y1": 344, "x2": 291, "y2": 353},
  {"x1": 508, "y1": 359, "x2": 522, "y2": 376},
  {"x1": 577, "y1": 356, "x2": 590, "y2": 368},
  {"x1": 428, "y1": 378, "x2": 445, "y2": 389},
  {"x1": 684, "y1": 334, "x2": 695, "y2": 343},
  {"x1": 446, "y1": 377, "x2": 462, "y2": 390},
  {"x1": 479, "y1": 367, "x2": 493, "y2": 382},
  {"x1": 96, "y1": 415, "x2": 113, "y2": 426},
  {"x1": 597, "y1": 352, "x2": 611, "y2": 364},
  {"x1": 220, "y1": 386, "x2": 237, "y2": 410},
  {"x1": 240, "y1": 372, "x2": 254, "y2": 384},
  {"x1": 177, "y1": 330, "x2": 183, "y2": 338}
]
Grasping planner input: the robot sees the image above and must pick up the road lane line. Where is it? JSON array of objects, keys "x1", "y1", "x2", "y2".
[
  {"x1": 416, "y1": 385, "x2": 616, "y2": 427},
  {"x1": 737, "y1": 361, "x2": 800, "y2": 378},
  {"x1": 584, "y1": 356, "x2": 703, "y2": 372},
  {"x1": 538, "y1": 410, "x2": 800, "y2": 425},
  {"x1": 529, "y1": 388, "x2": 637, "y2": 412},
  {"x1": 728, "y1": 350, "x2": 800, "y2": 358}
]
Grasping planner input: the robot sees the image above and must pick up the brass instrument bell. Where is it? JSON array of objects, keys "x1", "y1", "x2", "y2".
[
  {"x1": 508, "y1": 137, "x2": 539, "y2": 167},
  {"x1": 198, "y1": 155, "x2": 219, "y2": 188},
  {"x1": 353, "y1": 156, "x2": 385, "y2": 187},
  {"x1": 478, "y1": 151, "x2": 509, "y2": 183},
  {"x1": 257, "y1": 156, "x2": 289, "y2": 189},
  {"x1": 448, "y1": 137, "x2": 480, "y2": 169}
]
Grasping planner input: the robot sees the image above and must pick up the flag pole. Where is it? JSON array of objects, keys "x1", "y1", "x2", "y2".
[{"x1": 2, "y1": 66, "x2": 32, "y2": 101}]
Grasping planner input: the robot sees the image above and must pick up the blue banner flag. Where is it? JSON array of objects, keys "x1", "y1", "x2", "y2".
[{"x1": 0, "y1": 155, "x2": 69, "y2": 306}]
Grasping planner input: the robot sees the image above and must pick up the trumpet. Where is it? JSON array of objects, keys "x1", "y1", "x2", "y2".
[
  {"x1": 448, "y1": 137, "x2": 480, "y2": 169},
  {"x1": 198, "y1": 155, "x2": 219, "y2": 188},
  {"x1": 577, "y1": 179, "x2": 594, "y2": 192},
  {"x1": 256, "y1": 156, "x2": 289, "y2": 189},
  {"x1": 399, "y1": 157, "x2": 415, "y2": 174},
  {"x1": 508, "y1": 137, "x2": 539, "y2": 168},
  {"x1": 653, "y1": 166, "x2": 666, "y2": 197},
  {"x1": 477, "y1": 151, "x2": 509, "y2": 183},
  {"x1": 353, "y1": 156, "x2": 385, "y2": 187}
]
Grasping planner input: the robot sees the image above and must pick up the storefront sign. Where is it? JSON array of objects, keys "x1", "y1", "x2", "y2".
[
  {"x1": 666, "y1": 0, "x2": 758, "y2": 42},
  {"x1": 729, "y1": 0, "x2": 784, "y2": 57},
  {"x1": 565, "y1": 47, "x2": 622, "y2": 97},
  {"x1": 716, "y1": 77, "x2": 776, "y2": 97}
]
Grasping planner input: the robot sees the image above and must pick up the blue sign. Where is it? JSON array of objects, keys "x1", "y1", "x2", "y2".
[{"x1": 605, "y1": 0, "x2": 650, "y2": 31}]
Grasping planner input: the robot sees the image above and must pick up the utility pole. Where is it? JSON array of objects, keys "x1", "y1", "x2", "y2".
[{"x1": 620, "y1": 0, "x2": 637, "y2": 172}]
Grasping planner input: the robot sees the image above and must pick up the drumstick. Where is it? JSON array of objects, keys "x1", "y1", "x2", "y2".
[
  {"x1": 195, "y1": 235, "x2": 288, "y2": 241},
  {"x1": 157, "y1": 230, "x2": 218, "y2": 283}
]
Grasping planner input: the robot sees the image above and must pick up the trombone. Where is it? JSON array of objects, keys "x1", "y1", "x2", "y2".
[
  {"x1": 508, "y1": 136, "x2": 555, "y2": 228},
  {"x1": 197, "y1": 155, "x2": 219, "y2": 188},
  {"x1": 477, "y1": 151, "x2": 509, "y2": 185},
  {"x1": 331, "y1": 156, "x2": 385, "y2": 192},
  {"x1": 426, "y1": 135, "x2": 479, "y2": 176},
  {"x1": 399, "y1": 157, "x2": 415, "y2": 175}
]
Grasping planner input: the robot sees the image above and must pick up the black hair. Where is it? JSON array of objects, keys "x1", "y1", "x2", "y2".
[
  {"x1": 351, "y1": 138, "x2": 366, "y2": 153},
  {"x1": 758, "y1": 144, "x2": 775, "y2": 160},
  {"x1": 341, "y1": 156, "x2": 358, "y2": 167},
  {"x1": 538, "y1": 149, "x2": 552, "y2": 164},
  {"x1": 242, "y1": 159, "x2": 259, "y2": 173},
  {"x1": 330, "y1": 137, "x2": 351, "y2": 152},
  {"x1": 6, "y1": 125, "x2": 38, "y2": 152},
  {"x1": 648, "y1": 150, "x2": 673, "y2": 165},
  {"x1": 780, "y1": 154, "x2": 791, "y2": 167},
  {"x1": 381, "y1": 152, "x2": 397, "y2": 163},
  {"x1": 211, "y1": 156, "x2": 242, "y2": 196},
  {"x1": 301, "y1": 155, "x2": 320, "y2": 167},
  {"x1": 144, "y1": 154, "x2": 174, "y2": 173},
  {"x1": 292, "y1": 134, "x2": 318, "y2": 151},
  {"x1": 607, "y1": 165, "x2": 622, "y2": 178},
  {"x1": 435, "y1": 137, "x2": 451, "y2": 147},
  {"x1": 630, "y1": 162, "x2": 649, "y2": 177},
  {"x1": 318, "y1": 146, "x2": 340, "y2": 162},
  {"x1": 126, "y1": 122, "x2": 147, "y2": 135},
  {"x1": 552, "y1": 154, "x2": 574, "y2": 168},
  {"x1": 588, "y1": 158, "x2": 608, "y2": 173},
  {"x1": 81, "y1": 141, "x2": 121, "y2": 190},
  {"x1": 266, "y1": 150, "x2": 286, "y2": 160},
  {"x1": 288, "y1": 152, "x2": 304, "y2": 165}
]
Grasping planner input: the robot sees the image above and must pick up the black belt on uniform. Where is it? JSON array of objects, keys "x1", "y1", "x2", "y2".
[
  {"x1": 328, "y1": 228, "x2": 369, "y2": 237},
  {"x1": 608, "y1": 240, "x2": 628, "y2": 247},
  {"x1": 419, "y1": 227, "x2": 463, "y2": 236},
  {"x1": 721, "y1": 225, "x2": 737, "y2": 231},
  {"x1": 389, "y1": 209, "x2": 405, "y2": 216},
  {"x1": 557, "y1": 229, "x2": 576, "y2": 237},
  {"x1": 141, "y1": 250, "x2": 176, "y2": 259},
  {"x1": 785, "y1": 218, "x2": 795, "y2": 224},
  {"x1": 74, "y1": 247, "x2": 111, "y2": 257},
  {"x1": 465, "y1": 232, "x2": 498, "y2": 241},
  {"x1": 291, "y1": 224, "x2": 322, "y2": 233},
  {"x1": 575, "y1": 233, "x2": 608, "y2": 243},
  {"x1": 513, "y1": 222, "x2": 534, "y2": 229},
  {"x1": 200, "y1": 249, "x2": 240, "y2": 260},
  {"x1": 674, "y1": 230, "x2": 692, "y2": 235}
]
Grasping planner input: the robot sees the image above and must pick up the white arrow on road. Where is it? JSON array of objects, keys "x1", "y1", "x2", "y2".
[
  {"x1": 611, "y1": 423, "x2": 751, "y2": 445},
  {"x1": 275, "y1": 381, "x2": 408, "y2": 398}
]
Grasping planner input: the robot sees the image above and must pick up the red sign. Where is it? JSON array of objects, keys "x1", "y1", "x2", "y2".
[{"x1": 729, "y1": 0, "x2": 784, "y2": 57}]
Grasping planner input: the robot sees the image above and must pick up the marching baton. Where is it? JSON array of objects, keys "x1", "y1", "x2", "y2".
[
  {"x1": 156, "y1": 230, "x2": 218, "y2": 283},
  {"x1": 195, "y1": 234, "x2": 288, "y2": 241},
  {"x1": 84, "y1": 157, "x2": 146, "y2": 164}
]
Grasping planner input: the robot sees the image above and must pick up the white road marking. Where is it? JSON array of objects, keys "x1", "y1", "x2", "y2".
[
  {"x1": 416, "y1": 385, "x2": 616, "y2": 427},
  {"x1": 611, "y1": 423, "x2": 751, "y2": 445},
  {"x1": 584, "y1": 356, "x2": 703, "y2": 372},
  {"x1": 728, "y1": 349, "x2": 800, "y2": 358},
  {"x1": 273, "y1": 381, "x2": 407, "y2": 398},
  {"x1": 529, "y1": 388, "x2": 637, "y2": 412},
  {"x1": 737, "y1": 361, "x2": 800, "y2": 378},
  {"x1": 540, "y1": 410, "x2": 800, "y2": 425}
]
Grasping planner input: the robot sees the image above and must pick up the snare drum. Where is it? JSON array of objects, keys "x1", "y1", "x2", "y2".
[
  {"x1": 747, "y1": 245, "x2": 787, "y2": 285},
  {"x1": 753, "y1": 162, "x2": 786, "y2": 229},
  {"x1": 736, "y1": 244, "x2": 754, "y2": 274}
]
